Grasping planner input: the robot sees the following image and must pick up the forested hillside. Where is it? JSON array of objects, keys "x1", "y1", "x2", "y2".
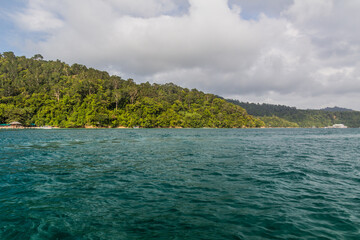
[
  {"x1": 228, "y1": 100, "x2": 360, "y2": 128},
  {"x1": 320, "y1": 107, "x2": 354, "y2": 112},
  {"x1": 0, "y1": 52, "x2": 264, "y2": 128}
]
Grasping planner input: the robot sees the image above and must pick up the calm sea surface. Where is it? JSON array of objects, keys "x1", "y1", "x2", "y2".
[{"x1": 0, "y1": 128, "x2": 360, "y2": 239}]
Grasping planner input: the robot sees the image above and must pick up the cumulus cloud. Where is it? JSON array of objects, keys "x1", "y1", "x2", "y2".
[
  {"x1": 10, "y1": 0, "x2": 360, "y2": 110},
  {"x1": 12, "y1": 0, "x2": 64, "y2": 31}
]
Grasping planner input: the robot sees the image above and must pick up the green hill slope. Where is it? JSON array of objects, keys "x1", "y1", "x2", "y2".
[
  {"x1": 228, "y1": 100, "x2": 360, "y2": 128},
  {"x1": 0, "y1": 52, "x2": 264, "y2": 128}
]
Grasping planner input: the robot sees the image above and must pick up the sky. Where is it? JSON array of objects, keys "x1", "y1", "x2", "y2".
[{"x1": 1, "y1": 0, "x2": 360, "y2": 110}]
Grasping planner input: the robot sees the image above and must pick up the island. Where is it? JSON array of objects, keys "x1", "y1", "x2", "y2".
[{"x1": 0, "y1": 52, "x2": 264, "y2": 128}]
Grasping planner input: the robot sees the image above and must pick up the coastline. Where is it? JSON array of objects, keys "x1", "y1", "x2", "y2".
[{"x1": 1, "y1": 126, "x2": 350, "y2": 130}]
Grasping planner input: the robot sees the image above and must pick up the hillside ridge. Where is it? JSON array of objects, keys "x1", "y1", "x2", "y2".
[
  {"x1": 0, "y1": 52, "x2": 264, "y2": 128},
  {"x1": 228, "y1": 99, "x2": 360, "y2": 128}
]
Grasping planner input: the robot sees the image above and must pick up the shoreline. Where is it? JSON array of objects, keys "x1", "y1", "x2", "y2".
[{"x1": 0, "y1": 126, "x2": 353, "y2": 130}]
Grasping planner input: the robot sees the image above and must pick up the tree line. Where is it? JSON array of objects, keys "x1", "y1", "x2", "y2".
[
  {"x1": 0, "y1": 52, "x2": 264, "y2": 128},
  {"x1": 228, "y1": 100, "x2": 360, "y2": 128}
]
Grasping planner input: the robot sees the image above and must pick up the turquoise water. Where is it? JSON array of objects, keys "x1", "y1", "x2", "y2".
[{"x1": 0, "y1": 128, "x2": 360, "y2": 239}]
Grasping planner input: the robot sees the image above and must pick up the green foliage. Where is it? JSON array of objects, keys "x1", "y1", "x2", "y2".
[
  {"x1": 0, "y1": 52, "x2": 264, "y2": 128},
  {"x1": 260, "y1": 116, "x2": 299, "y2": 128},
  {"x1": 229, "y1": 100, "x2": 360, "y2": 128}
]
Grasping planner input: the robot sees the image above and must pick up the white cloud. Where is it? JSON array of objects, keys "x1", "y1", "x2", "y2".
[
  {"x1": 105, "y1": 0, "x2": 179, "y2": 17},
  {"x1": 13, "y1": 0, "x2": 63, "y2": 31},
  {"x1": 10, "y1": 0, "x2": 360, "y2": 110}
]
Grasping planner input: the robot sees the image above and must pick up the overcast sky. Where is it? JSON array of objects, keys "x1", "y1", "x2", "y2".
[{"x1": 1, "y1": 0, "x2": 360, "y2": 110}]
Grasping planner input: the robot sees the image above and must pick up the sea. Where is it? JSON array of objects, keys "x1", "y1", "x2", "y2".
[{"x1": 0, "y1": 128, "x2": 359, "y2": 239}]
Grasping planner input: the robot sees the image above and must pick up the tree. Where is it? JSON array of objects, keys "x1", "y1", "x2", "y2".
[{"x1": 32, "y1": 54, "x2": 44, "y2": 61}]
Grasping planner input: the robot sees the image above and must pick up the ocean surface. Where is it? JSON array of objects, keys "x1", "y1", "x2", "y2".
[{"x1": 0, "y1": 128, "x2": 360, "y2": 239}]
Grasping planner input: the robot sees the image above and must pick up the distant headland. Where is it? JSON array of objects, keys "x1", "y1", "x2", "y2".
[
  {"x1": 1, "y1": 52, "x2": 359, "y2": 129},
  {"x1": 0, "y1": 52, "x2": 263, "y2": 129}
]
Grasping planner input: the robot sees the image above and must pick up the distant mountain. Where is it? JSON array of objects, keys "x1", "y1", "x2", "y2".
[
  {"x1": 226, "y1": 100, "x2": 298, "y2": 116},
  {"x1": 320, "y1": 106, "x2": 354, "y2": 112},
  {"x1": 227, "y1": 99, "x2": 360, "y2": 128}
]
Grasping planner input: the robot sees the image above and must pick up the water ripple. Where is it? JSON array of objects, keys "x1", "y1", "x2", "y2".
[{"x1": 1, "y1": 129, "x2": 360, "y2": 239}]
